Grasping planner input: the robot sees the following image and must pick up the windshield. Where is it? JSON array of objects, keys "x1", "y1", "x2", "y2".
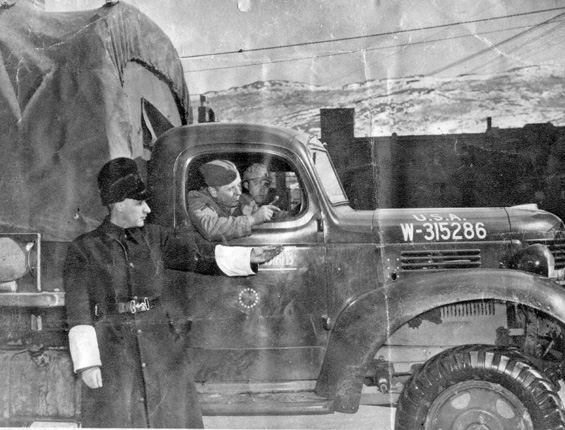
[{"x1": 311, "y1": 149, "x2": 348, "y2": 204}]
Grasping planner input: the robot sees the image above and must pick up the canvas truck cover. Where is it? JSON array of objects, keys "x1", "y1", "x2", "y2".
[{"x1": 0, "y1": 1, "x2": 191, "y2": 241}]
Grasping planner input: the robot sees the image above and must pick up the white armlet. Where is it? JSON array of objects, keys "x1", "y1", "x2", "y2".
[
  {"x1": 215, "y1": 245, "x2": 255, "y2": 276},
  {"x1": 69, "y1": 325, "x2": 102, "y2": 373}
]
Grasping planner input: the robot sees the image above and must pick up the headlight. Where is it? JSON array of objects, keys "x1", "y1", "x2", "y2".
[{"x1": 511, "y1": 244, "x2": 554, "y2": 277}]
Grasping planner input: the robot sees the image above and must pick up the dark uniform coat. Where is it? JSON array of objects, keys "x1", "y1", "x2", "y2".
[{"x1": 64, "y1": 217, "x2": 218, "y2": 428}]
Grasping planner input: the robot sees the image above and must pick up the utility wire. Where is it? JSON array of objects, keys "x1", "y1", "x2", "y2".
[
  {"x1": 465, "y1": 20, "x2": 565, "y2": 74},
  {"x1": 428, "y1": 11, "x2": 565, "y2": 75},
  {"x1": 180, "y1": 6, "x2": 565, "y2": 60},
  {"x1": 322, "y1": 11, "x2": 565, "y2": 86},
  {"x1": 184, "y1": 19, "x2": 565, "y2": 74}
]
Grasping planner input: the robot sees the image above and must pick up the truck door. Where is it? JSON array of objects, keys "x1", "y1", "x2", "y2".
[{"x1": 167, "y1": 149, "x2": 328, "y2": 383}]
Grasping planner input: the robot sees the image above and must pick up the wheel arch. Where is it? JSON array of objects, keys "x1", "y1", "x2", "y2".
[{"x1": 315, "y1": 268, "x2": 565, "y2": 413}]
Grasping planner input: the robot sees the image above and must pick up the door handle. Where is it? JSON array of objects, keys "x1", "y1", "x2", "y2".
[{"x1": 317, "y1": 216, "x2": 324, "y2": 232}]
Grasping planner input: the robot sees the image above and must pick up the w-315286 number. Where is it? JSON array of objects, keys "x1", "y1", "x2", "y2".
[{"x1": 400, "y1": 222, "x2": 488, "y2": 242}]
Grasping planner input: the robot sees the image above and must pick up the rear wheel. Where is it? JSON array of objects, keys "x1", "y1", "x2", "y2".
[{"x1": 394, "y1": 344, "x2": 565, "y2": 430}]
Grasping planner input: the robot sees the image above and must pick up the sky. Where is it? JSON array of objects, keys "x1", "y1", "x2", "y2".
[{"x1": 44, "y1": 0, "x2": 565, "y2": 95}]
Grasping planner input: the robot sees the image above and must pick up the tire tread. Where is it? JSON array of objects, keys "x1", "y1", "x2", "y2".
[{"x1": 395, "y1": 345, "x2": 565, "y2": 430}]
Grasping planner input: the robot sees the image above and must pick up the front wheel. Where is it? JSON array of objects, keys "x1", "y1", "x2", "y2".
[{"x1": 394, "y1": 344, "x2": 565, "y2": 430}]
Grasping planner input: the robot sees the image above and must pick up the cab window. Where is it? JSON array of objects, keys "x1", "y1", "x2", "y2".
[
  {"x1": 185, "y1": 153, "x2": 306, "y2": 220},
  {"x1": 311, "y1": 149, "x2": 347, "y2": 205}
]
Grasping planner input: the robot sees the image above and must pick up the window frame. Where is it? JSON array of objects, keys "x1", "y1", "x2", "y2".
[{"x1": 181, "y1": 148, "x2": 315, "y2": 231}]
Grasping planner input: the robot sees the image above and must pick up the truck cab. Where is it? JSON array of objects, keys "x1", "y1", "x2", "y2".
[{"x1": 148, "y1": 123, "x2": 344, "y2": 404}]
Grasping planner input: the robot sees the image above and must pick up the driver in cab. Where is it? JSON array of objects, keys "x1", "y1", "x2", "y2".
[{"x1": 186, "y1": 160, "x2": 280, "y2": 242}]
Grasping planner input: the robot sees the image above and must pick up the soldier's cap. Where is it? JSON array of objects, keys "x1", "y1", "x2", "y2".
[
  {"x1": 98, "y1": 157, "x2": 149, "y2": 206},
  {"x1": 243, "y1": 163, "x2": 271, "y2": 183},
  {"x1": 200, "y1": 160, "x2": 240, "y2": 187}
]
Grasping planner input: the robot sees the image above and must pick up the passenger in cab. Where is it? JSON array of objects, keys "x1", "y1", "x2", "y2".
[
  {"x1": 187, "y1": 159, "x2": 280, "y2": 242},
  {"x1": 240, "y1": 163, "x2": 288, "y2": 220}
]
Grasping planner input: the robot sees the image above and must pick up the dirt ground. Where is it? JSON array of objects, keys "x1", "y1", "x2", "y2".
[{"x1": 204, "y1": 404, "x2": 395, "y2": 429}]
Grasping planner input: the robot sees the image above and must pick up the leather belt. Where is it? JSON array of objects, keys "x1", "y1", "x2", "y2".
[{"x1": 96, "y1": 297, "x2": 161, "y2": 316}]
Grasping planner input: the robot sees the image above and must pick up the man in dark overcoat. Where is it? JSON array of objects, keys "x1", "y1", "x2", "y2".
[{"x1": 64, "y1": 158, "x2": 279, "y2": 428}]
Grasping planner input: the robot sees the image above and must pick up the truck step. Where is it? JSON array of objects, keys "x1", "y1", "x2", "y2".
[{"x1": 200, "y1": 390, "x2": 334, "y2": 416}]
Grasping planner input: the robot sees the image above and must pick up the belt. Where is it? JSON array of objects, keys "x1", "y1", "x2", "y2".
[{"x1": 96, "y1": 297, "x2": 161, "y2": 316}]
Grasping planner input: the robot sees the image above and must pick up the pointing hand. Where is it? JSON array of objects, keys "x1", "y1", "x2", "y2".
[
  {"x1": 251, "y1": 246, "x2": 284, "y2": 263},
  {"x1": 251, "y1": 205, "x2": 281, "y2": 225}
]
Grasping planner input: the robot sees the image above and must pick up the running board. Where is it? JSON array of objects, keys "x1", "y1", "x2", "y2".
[{"x1": 200, "y1": 390, "x2": 334, "y2": 416}]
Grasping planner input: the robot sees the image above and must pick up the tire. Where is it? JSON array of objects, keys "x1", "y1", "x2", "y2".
[{"x1": 394, "y1": 344, "x2": 565, "y2": 430}]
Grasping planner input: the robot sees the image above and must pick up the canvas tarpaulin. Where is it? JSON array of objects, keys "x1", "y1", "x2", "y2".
[{"x1": 0, "y1": 1, "x2": 190, "y2": 241}]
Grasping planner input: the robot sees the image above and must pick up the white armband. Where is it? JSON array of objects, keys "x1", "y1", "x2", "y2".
[
  {"x1": 215, "y1": 245, "x2": 255, "y2": 276},
  {"x1": 69, "y1": 325, "x2": 102, "y2": 373}
]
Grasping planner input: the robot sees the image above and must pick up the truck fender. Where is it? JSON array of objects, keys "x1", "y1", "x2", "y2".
[{"x1": 314, "y1": 268, "x2": 565, "y2": 413}]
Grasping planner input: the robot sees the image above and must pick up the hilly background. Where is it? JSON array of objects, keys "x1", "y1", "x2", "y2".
[{"x1": 203, "y1": 66, "x2": 565, "y2": 137}]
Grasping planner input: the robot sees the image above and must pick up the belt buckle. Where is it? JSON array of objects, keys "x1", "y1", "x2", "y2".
[
  {"x1": 128, "y1": 297, "x2": 150, "y2": 313},
  {"x1": 128, "y1": 300, "x2": 137, "y2": 314}
]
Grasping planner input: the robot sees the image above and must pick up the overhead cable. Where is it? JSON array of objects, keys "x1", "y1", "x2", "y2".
[
  {"x1": 184, "y1": 19, "x2": 565, "y2": 73},
  {"x1": 180, "y1": 6, "x2": 565, "y2": 60},
  {"x1": 428, "y1": 11, "x2": 565, "y2": 75}
]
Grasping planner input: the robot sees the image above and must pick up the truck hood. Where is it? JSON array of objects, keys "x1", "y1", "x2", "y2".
[
  {"x1": 504, "y1": 204, "x2": 564, "y2": 238},
  {"x1": 372, "y1": 204, "x2": 564, "y2": 244}
]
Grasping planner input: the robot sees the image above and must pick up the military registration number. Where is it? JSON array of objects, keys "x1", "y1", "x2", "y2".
[{"x1": 400, "y1": 214, "x2": 487, "y2": 242}]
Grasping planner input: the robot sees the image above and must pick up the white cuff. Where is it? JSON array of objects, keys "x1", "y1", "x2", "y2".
[
  {"x1": 69, "y1": 325, "x2": 102, "y2": 373},
  {"x1": 215, "y1": 245, "x2": 255, "y2": 276}
]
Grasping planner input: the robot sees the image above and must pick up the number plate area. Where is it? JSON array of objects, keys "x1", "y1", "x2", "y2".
[
  {"x1": 378, "y1": 208, "x2": 513, "y2": 275},
  {"x1": 399, "y1": 220, "x2": 487, "y2": 242}
]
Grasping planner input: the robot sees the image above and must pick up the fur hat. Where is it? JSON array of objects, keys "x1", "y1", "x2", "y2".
[
  {"x1": 98, "y1": 158, "x2": 149, "y2": 205},
  {"x1": 243, "y1": 163, "x2": 271, "y2": 183},
  {"x1": 200, "y1": 160, "x2": 239, "y2": 187}
]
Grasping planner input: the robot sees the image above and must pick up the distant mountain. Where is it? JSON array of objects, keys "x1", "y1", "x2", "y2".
[{"x1": 204, "y1": 66, "x2": 565, "y2": 137}]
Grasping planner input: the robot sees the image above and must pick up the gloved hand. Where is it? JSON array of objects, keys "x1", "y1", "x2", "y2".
[{"x1": 81, "y1": 366, "x2": 103, "y2": 389}]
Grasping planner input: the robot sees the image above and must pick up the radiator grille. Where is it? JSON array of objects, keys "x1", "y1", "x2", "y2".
[
  {"x1": 440, "y1": 301, "x2": 495, "y2": 319},
  {"x1": 525, "y1": 238, "x2": 565, "y2": 270},
  {"x1": 400, "y1": 249, "x2": 481, "y2": 271}
]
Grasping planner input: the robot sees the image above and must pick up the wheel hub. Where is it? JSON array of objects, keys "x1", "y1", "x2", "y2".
[{"x1": 426, "y1": 380, "x2": 534, "y2": 430}]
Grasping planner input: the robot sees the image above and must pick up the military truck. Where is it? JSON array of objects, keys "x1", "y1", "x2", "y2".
[
  {"x1": 151, "y1": 122, "x2": 565, "y2": 429},
  {"x1": 3, "y1": 1, "x2": 562, "y2": 426},
  {"x1": 4, "y1": 121, "x2": 565, "y2": 429}
]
